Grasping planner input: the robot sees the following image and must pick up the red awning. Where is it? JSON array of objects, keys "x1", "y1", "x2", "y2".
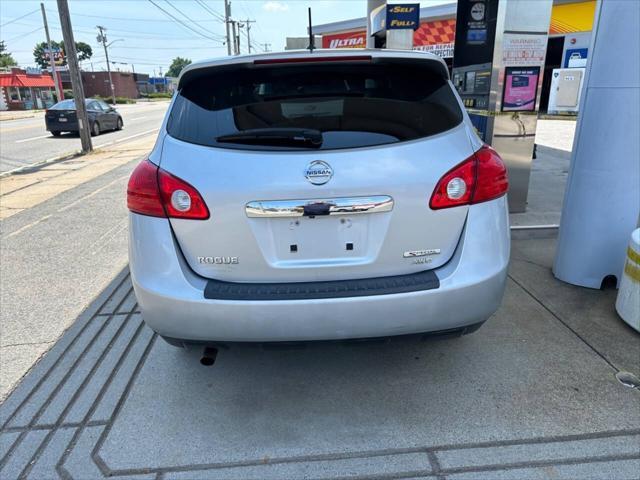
[{"x1": 0, "y1": 73, "x2": 55, "y2": 88}]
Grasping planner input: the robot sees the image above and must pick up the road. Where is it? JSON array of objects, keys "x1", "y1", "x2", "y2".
[{"x1": 0, "y1": 101, "x2": 169, "y2": 175}]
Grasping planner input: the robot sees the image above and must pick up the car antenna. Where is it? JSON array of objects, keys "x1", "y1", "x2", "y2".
[{"x1": 307, "y1": 7, "x2": 315, "y2": 52}]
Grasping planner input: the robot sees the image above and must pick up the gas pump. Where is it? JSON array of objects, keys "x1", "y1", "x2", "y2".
[{"x1": 452, "y1": 0, "x2": 553, "y2": 213}]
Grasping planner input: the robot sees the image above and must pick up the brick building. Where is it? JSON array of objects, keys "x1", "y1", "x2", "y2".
[{"x1": 81, "y1": 71, "x2": 138, "y2": 99}]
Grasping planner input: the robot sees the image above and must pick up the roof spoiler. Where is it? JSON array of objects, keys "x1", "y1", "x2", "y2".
[{"x1": 178, "y1": 52, "x2": 449, "y2": 89}]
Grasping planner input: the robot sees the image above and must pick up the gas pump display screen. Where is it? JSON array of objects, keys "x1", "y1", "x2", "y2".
[{"x1": 502, "y1": 67, "x2": 540, "y2": 111}]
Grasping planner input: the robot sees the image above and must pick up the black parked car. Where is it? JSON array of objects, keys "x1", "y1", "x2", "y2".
[{"x1": 45, "y1": 99, "x2": 123, "y2": 137}]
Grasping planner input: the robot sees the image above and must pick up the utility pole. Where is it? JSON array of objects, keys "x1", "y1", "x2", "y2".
[
  {"x1": 41, "y1": 3, "x2": 62, "y2": 102},
  {"x1": 244, "y1": 19, "x2": 256, "y2": 53},
  {"x1": 96, "y1": 25, "x2": 116, "y2": 105},
  {"x1": 230, "y1": 20, "x2": 238, "y2": 55},
  {"x1": 236, "y1": 21, "x2": 243, "y2": 55},
  {"x1": 57, "y1": 0, "x2": 92, "y2": 152},
  {"x1": 224, "y1": 0, "x2": 232, "y2": 56},
  {"x1": 261, "y1": 43, "x2": 271, "y2": 52}
]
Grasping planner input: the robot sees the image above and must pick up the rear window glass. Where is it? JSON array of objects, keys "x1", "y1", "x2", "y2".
[
  {"x1": 167, "y1": 60, "x2": 463, "y2": 151},
  {"x1": 49, "y1": 99, "x2": 77, "y2": 110}
]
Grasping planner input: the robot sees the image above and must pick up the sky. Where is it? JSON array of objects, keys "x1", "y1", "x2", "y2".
[{"x1": 0, "y1": 0, "x2": 450, "y2": 76}]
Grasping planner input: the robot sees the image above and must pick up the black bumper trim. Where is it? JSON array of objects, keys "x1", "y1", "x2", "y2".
[{"x1": 203, "y1": 270, "x2": 439, "y2": 301}]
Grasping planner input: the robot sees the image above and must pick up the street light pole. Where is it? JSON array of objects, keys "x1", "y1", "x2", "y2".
[
  {"x1": 96, "y1": 25, "x2": 116, "y2": 105},
  {"x1": 40, "y1": 3, "x2": 62, "y2": 102},
  {"x1": 57, "y1": 0, "x2": 92, "y2": 152}
]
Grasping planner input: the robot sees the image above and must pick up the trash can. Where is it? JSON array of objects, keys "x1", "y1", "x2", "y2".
[{"x1": 616, "y1": 229, "x2": 640, "y2": 332}]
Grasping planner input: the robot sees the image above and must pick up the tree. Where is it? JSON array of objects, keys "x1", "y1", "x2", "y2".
[
  {"x1": 32, "y1": 40, "x2": 92, "y2": 69},
  {"x1": 166, "y1": 57, "x2": 191, "y2": 78},
  {"x1": 0, "y1": 41, "x2": 18, "y2": 68}
]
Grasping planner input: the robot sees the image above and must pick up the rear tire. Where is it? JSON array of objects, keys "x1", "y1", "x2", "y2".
[
  {"x1": 51, "y1": 131, "x2": 61, "y2": 137},
  {"x1": 91, "y1": 122, "x2": 100, "y2": 136},
  {"x1": 116, "y1": 117, "x2": 123, "y2": 130}
]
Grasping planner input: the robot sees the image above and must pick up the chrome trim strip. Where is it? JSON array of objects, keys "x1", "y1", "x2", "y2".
[{"x1": 245, "y1": 196, "x2": 394, "y2": 218}]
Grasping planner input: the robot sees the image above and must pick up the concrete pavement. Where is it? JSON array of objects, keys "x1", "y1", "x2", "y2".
[
  {"x1": 0, "y1": 234, "x2": 638, "y2": 479},
  {"x1": 3, "y1": 116, "x2": 639, "y2": 478},
  {"x1": 0, "y1": 134, "x2": 156, "y2": 400},
  {"x1": 0, "y1": 102, "x2": 168, "y2": 175}
]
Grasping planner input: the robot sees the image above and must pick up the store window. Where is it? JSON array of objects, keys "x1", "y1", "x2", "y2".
[
  {"x1": 8, "y1": 87, "x2": 20, "y2": 101},
  {"x1": 19, "y1": 88, "x2": 32, "y2": 100}
]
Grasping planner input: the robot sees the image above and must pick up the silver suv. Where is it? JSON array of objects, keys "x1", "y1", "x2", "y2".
[{"x1": 127, "y1": 50, "x2": 510, "y2": 347}]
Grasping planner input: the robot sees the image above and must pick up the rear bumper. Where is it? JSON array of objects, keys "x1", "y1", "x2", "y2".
[
  {"x1": 129, "y1": 197, "x2": 510, "y2": 342},
  {"x1": 46, "y1": 122, "x2": 79, "y2": 132}
]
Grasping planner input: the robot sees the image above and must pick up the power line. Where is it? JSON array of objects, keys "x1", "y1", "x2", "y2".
[
  {"x1": 41, "y1": 21, "x2": 207, "y2": 41},
  {"x1": 162, "y1": 0, "x2": 225, "y2": 40},
  {"x1": 146, "y1": 0, "x2": 223, "y2": 43},
  {"x1": 194, "y1": 0, "x2": 226, "y2": 23},
  {"x1": 45, "y1": 10, "x2": 222, "y2": 23},
  {"x1": 41, "y1": 10, "x2": 215, "y2": 39},
  {"x1": 107, "y1": 45, "x2": 226, "y2": 51},
  {"x1": 0, "y1": 8, "x2": 40, "y2": 28},
  {"x1": 4, "y1": 26, "x2": 43, "y2": 43},
  {"x1": 28, "y1": 11, "x2": 222, "y2": 41}
]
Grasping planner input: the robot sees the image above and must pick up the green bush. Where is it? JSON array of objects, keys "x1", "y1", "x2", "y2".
[
  {"x1": 92, "y1": 95, "x2": 135, "y2": 104},
  {"x1": 63, "y1": 89, "x2": 74, "y2": 99},
  {"x1": 140, "y1": 92, "x2": 172, "y2": 99}
]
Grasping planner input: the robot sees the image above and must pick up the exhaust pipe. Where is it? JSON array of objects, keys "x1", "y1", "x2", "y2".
[{"x1": 200, "y1": 347, "x2": 218, "y2": 366}]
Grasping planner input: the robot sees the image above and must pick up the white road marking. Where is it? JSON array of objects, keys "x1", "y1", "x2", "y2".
[
  {"x1": 1, "y1": 127, "x2": 158, "y2": 178},
  {"x1": 127, "y1": 116, "x2": 148, "y2": 122},
  {"x1": 57, "y1": 174, "x2": 129, "y2": 213},
  {"x1": 5, "y1": 214, "x2": 52, "y2": 239},
  {"x1": 94, "y1": 128, "x2": 158, "y2": 149},
  {"x1": 82, "y1": 218, "x2": 128, "y2": 255},
  {"x1": 15, "y1": 134, "x2": 52, "y2": 144},
  {"x1": 91, "y1": 220, "x2": 128, "y2": 256}
]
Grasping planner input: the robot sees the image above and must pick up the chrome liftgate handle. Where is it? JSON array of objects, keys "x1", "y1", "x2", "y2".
[{"x1": 245, "y1": 196, "x2": 394, "y2": 218}]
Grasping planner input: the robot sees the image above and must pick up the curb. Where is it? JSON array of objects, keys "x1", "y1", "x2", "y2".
[
  {"x1": 0, "y1": 114, "x2": 39, "y2": 122},
  {"x1": 0, "y1": 151, "x2": 83, "y2": 179}
]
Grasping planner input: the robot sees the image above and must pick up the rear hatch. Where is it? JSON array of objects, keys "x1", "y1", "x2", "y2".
[{"x1": 160, "y1": 53, "x2": 474, "y2": 283}]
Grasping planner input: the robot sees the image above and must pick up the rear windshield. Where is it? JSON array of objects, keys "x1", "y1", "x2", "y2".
[
  {"x1": 167, "y1": 60, "x2": 463, "y2": 151},
  {"x1": 49, "y1": 99, "x2": 77, "y2": 110},
  {"x1": 49, "y1": 99, "x2": 93, "y2": 110}
]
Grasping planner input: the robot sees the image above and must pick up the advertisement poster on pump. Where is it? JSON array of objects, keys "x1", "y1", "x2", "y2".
[{"x1": 502, "y1": 67, "x2": 540, "y2": 111}]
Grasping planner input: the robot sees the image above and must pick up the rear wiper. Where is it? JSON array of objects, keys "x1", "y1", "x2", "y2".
[{"x1": 216, "y1": 128, "x2": 323, "y2": 148}]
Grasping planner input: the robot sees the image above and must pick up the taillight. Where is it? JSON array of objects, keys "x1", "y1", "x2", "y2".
[
  {"x1": 157, "y1": 167, "x2": 209, "y2": 219},
  {"x1": 429, "y1": 145, "x2": 508, "y2": 210},
  {"x1": 127, "y1": 160, "x2": 165, "y2": 217},
  {"x1": 127, "y1": 160, "x2": 210, "y2": 220}
]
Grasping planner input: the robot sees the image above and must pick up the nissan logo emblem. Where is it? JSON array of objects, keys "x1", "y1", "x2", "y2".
[{"x1": 304, "y1": 160, "x2": 333, "y2": 185}]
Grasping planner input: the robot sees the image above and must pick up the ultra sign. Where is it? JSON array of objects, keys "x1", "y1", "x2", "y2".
[{"x1": 386, "y1": 3, "x2": 420, "y2": 30}]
